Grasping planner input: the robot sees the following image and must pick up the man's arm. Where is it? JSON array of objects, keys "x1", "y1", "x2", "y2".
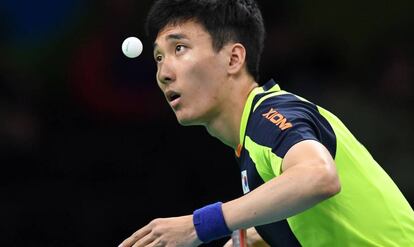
[
  {"x1": 222, "y1": 139, "x2": 341, "y2": 230},
  {"x1": 118, "y1": 140, "x2": 340, "y2": 247}
]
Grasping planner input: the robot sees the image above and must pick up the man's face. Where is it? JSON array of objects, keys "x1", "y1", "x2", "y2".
[{"x1": 153, "y1": 20, "x2": 230, "y2": 126}]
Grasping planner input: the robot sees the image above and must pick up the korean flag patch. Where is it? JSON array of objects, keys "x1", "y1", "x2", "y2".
[{"x1": 241, "y1": 170, "x2": 250, "y2": 194}]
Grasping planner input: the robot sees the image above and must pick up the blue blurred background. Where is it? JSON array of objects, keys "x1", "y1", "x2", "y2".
[{"x1": 1, "y1": 0, "x2": 413, "y2": 246}]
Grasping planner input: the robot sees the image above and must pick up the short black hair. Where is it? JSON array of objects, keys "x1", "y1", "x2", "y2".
[{"x1": 145, "y1": 0, "x2": 265, "y2": 81}]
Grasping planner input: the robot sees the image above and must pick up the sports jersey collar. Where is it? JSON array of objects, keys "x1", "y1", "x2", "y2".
[{"x1": 236, "y1": 79, "x2": 281, "y2": 156}]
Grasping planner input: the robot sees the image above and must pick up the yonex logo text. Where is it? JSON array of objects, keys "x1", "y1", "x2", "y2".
[{"x1": 262, "y1": 108, "x2": 293, "y2": 130}]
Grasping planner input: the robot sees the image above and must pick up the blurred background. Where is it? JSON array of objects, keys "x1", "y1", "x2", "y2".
[{"x1": 1, "y1": 0, "x2": 413, "y2": 246}]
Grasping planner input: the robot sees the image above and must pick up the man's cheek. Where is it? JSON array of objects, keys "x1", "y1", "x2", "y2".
[{"x1": 186, "y1": 63, "x2": 210, "y2": 85}]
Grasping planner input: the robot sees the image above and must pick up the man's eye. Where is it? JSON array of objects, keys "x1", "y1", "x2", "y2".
[
  {"x1": 155, "y1": 55, "x2": 163, "y2": 63},
  {"x1": 175, "y1": 45, "x2": 186, "y2": 53}
]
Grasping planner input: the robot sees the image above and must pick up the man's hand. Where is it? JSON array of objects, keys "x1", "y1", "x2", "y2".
[
  {"x1": 223, "y1": 228, "x2": 269, "y2": 247},
  {"x1": 119, "y1": 215, "x2": 202, "y2": 247}
]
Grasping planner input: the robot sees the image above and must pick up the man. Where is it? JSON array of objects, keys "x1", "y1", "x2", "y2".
[{"x1": 119, "y1": 0, "x2": 414, "y2": 246}]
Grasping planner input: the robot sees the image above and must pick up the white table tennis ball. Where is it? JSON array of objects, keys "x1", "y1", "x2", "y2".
[{"x1": 122, "y1": 37, "x2": 143, "y2": 58}]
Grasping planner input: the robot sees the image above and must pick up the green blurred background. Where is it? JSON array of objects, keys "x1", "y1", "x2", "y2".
[{"x1": 1, "y1": 0, "x2": 413, "y2": 246}]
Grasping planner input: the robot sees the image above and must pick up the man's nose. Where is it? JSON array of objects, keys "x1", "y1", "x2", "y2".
[{"x1": 157, "y1": 59, "x2": 175, "y2": 85}]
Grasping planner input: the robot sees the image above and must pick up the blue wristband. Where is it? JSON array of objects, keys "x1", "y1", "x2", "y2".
[{"x1": 193, "y1": 202, "x2": 232, "y2": 243}]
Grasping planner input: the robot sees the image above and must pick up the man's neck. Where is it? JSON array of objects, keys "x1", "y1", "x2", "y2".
[{"x1": 205, "y1": 77, "x2": 258, "y2": 150}]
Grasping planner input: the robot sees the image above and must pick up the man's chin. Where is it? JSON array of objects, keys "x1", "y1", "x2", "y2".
[
  {"x1": 175, "y1": 113, "x2": 201, "y2": 126},
  {"x1": 176, "y1": 117, "x2": 196, "y2": 126}
]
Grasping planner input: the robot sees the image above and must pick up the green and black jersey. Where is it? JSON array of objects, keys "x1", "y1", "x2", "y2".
[{"x1": 235, "y1": 79, "x2": 414, "y2": 246}]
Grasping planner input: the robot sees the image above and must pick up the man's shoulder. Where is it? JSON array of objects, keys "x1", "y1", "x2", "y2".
[
  {"x1": 244, "y1": 92, "x2": 315, "y2": 145},
  {"x1": 246, "y1": 90, "x2": 339, "y2": 158},
  {"x1": 248, "y1": 91, "x2": 318, "y2": 128}
]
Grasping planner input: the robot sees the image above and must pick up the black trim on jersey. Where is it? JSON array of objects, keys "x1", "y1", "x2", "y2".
[
  {"x1": 256, "y1": 222, "x2": 301, "y2": 247},
  {"x1": 261, "y1": 79, "x2": 278, "y2": 91}
]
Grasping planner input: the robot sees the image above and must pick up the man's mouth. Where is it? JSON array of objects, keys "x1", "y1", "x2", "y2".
[
  {"x1": 166, "y1": 91, "x2": 181, "y2": 108},
  {"x1": 166, "y1": 91, "x2": 180, "y2": 101}
]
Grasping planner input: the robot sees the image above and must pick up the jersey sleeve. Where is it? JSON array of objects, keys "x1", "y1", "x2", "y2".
[{"x1": 246, "y1": 94, "x2": 337, "y2": 175}]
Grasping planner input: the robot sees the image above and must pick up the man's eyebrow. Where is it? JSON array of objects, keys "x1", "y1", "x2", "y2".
[
  {"x1": 153, "y1": 33, "x2": 189, "y2": 50},
  {"x1": 166, "y1": 33, "x2": 188, "y2": 41}
]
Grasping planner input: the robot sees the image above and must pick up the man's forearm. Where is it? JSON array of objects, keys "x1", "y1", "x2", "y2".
[{"x1": 222, "y1": 162, "x2": 340, "y2": 231}]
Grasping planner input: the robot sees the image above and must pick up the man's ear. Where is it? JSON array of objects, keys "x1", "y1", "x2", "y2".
[{"x1": 227, "y1": 43, "x2": 247, "y2": 75}]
